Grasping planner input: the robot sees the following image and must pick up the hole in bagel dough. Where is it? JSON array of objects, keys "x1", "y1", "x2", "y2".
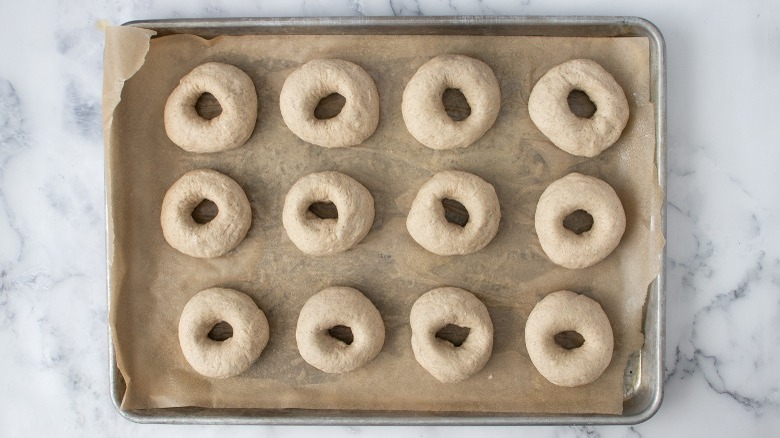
[
  {"x1": 314, "y1": 93, "x2": 346, "y2": 120},
  {"x1": 567, "y1": 89, "x2": 597, "y2": 119},
  {"x1": 554, "y1": 330, "x2": 585, "y2": 350},
  {"x1": 328, "y1": 325, "x2": 354, "y2": 345},
  {"x1": 195, "y1": 92, "x2": 223, "y2": 120},
  {"x1": 562, "y1": 209, "x2": 594, "y2": 235},
  {"x1": 442, "y1": 88, "x2": 472, "y2": 122},
  {"x1": 308, "y1": 201, "x2": 338, "y2": 219},
  {"x1": 442, "y1": 198, "x2": 469, "y2": 227},
  {"x1": 207, "y1": 321, "x2": 234, "y2": 342},
  {"x1": 191, "y1": 199, "x2": 219, "y2": 224},
  {"x1": 435, "y1": 324, "x2": 471, "y2": 347}
]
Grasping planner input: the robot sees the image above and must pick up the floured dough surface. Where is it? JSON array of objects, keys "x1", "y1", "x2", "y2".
[
  {"x1": 282, "y1": 171, "x2": 375, "y2": 255},
  {"x1": 410, "y1": 287, "x2": 494, "y2": 383},
  {"x1": 525, "y1": 291, "x2": 614, "y2": 387},
  {"x1": 534, "y1": 172, "x2": 626, "y2": 269},
  {"x1": 528, "y1": 59, "x2": 629, "y2": 157},
  {"x1": 402, "y1": 55, "x2": 500, "y2": 150},
  {"x1": 296, "y1": 287, "x2": 385, "y2": 374},
  {"x1": 178, "y1": 287, "x2": 270, "y2": 379},
  {"x1": 406, "y1": 170, "x2": 500, "y2": 256},
  {"x1": 164, "y1": 62, "x2": 258, "y2": 153},
  {"x1": 280, "y1": 59, "x2": 379, "y2": 148},
  {"x1": 160, "y1": 168, "x2": 251, "y2": 259}
]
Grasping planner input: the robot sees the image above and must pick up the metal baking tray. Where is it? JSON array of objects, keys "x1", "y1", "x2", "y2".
[{"x1": 108, "y1": 15, "x2": 666, "y2": 425}]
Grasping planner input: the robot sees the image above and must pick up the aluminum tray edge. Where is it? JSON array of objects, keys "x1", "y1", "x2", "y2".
[{"x1": 107, "y1": 14, "x2": 667, "y2": 426}]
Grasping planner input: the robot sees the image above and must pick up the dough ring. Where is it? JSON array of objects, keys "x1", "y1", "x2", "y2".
[
  {"x1": 406, "y1": 170, "x2": 500, "y2": 256},
  {"x1": 280, "y1": 59, "x2": 379, "y2": 148},
  {"x1": 282, "y1": 171, "x2": 374, "y2": 255},
  {"x1": 178, "y1": 287, "x2": 270, "y2": 379},
  {"x1": 410, "y1": 287, "x2": 494, "y2": 383},
  {"x1": 161, "y1": 169, "x2": 251, "y2": 259},
  {"x1": 164, "y1": 62, "x2": 258, "y2": 153},
  {"x1": 296, "y1": 287, "x2": 385, "y2": 374},
  {"x1": 528, "y1": 59, "x2": 629, "y2": 157},
  {"x1": 402, "y1": 55, "x2": 500, "y2": 150},
  {"x1": 525, "y1": 290, "x2": 614, "y2": 387},
  {"x1": 535, "y1": 172, "x2": 625, "y2": 269}
]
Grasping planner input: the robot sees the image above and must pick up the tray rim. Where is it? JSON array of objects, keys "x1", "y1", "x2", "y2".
[{"x1": 106, "y1": 14, "x2": 666, "y2": 426}]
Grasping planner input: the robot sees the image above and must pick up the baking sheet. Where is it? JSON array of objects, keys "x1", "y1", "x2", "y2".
[{"x1": 106, "y1": 27, "x2": 663, "y2": 416}]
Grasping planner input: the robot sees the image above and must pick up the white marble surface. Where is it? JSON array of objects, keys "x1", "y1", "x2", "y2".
[{"x1": 1, "y1": 0, "x2": 779, "y2": 436}]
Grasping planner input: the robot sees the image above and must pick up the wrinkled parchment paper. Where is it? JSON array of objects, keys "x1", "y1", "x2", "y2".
[{"x1": 105, "y1": 27, "x2": 663, "y2": 415}]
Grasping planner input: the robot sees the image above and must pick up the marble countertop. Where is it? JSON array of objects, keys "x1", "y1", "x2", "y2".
[{"x1": 1, "y1": 0, "x2": 778, "y2": 436}]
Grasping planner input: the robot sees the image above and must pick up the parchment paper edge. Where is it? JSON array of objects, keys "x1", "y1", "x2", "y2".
[{"x1": 103, "y1": 25, "x2": 156, "y2": 406}]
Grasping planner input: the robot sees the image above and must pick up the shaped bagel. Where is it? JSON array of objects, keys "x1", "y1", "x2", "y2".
[
  {"x1": 165, "y1": 62, "x2": 257, "y2": 153},
  {"x1": 407, "y1": 170, "x2": 500, "y2": 256},
  {"x1": 410, "y1": 287, "x2": 493, "y2": 383},
  {"x1": 280, "y1": 59, "x2": 379, "y2": 148},
  {"x1": 296, "y1": 287, "x2": 385, "y2": 374},
  {"x1": 535, "y1": 173, "x2": 625, "y2": 269},
  {"x1": 402, "y1": 55, "x2": 500, "y2": 150},
  {"x1": 178, "y1": 288, "x2": 269, "y2": 379},
  {"x1": 525, "y1": 291, "x2": 614, "y2": 387},
  {"x1": 161, "y1": 169, "x2": 251, "y2": 259},
  {"x1": 282, "y1": 171, "x2": 374, "y2": 255},
  {"x1": 529, "y1": 59, "x2": 629, "y2": 157}
]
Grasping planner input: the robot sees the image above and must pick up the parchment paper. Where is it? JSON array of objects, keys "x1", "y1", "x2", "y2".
[{"x1": 105, "y1": 28, "x2": 663, "y2": 415}]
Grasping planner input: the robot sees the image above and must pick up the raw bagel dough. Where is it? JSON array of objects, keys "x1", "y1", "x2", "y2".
[
  {"x1": 296, "y1": 287, "x2": 385, "y2": 374},
  {"x1": 280, "y1": 59, "x2": 379, "y2": 148},
  {"x1": 410, "y1": 287, "x2": 494, "y2": 383},
  {"x1": 525, "y1": 290, "x2": 614, "y2": 387},
  {"x1": 528, "y1": 59, "x2": 629, "y2": 157},
  {"x1": 164, "y1": 62, "x2": 258, "y2": 153},
  {"x1": 178, "y1": 287, "x2": 270, "y2": 379},
  {"x1": 160, "y1": 169, "x2": 251, "y2": 259},
  {"x1": 282, "y1": 171, "x2": 375, "y2": 255},
  {"x1": 406, "y1": 170, "x2": 500, "y2": 256},
  {"x1": 535, "y1": 172, "x2": 625, "y2": 269},
  {"x1": 402, "y1": 55, "x2": 500, "y2": 150}
]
